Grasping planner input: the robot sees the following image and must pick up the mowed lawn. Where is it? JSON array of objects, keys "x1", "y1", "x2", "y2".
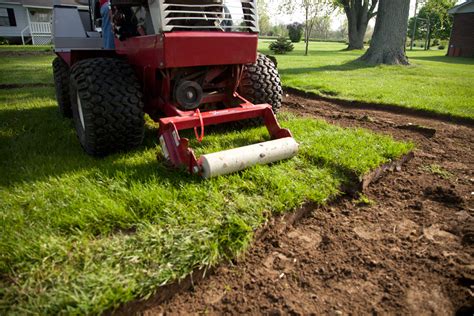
[
  {"x1": 259, "y1": 40, "x2": 474, "y2": 119},
  {"x1": 0, "y1": 51, "x2": 413, "y2": 313}
]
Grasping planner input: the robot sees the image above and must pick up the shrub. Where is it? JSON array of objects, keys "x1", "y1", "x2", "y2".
[
  {"x1": 438, "y1": 45, "x2": 445, "y2": 50},
  {"x1": 432, "y1": 39, "x2": 440, "y2": 46},
  {"x1": 287, "y1": 22, "x2": 303, "y2": 43},
  {"x1": 0, "y1": 37, "x2": 9, "y2": 45},
  {"x1": 269, "y1": 37, "x2": 294, "y2": 54}
]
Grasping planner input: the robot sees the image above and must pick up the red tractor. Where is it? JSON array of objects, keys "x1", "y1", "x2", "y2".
[{"x1": 52, "y1": 0, "x2": 298, "y2": 178}]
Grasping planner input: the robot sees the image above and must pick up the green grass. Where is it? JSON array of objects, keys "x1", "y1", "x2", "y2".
[
  {"x1": 0, "y1": 44, "x2": 52, "y2": 52},
  {"x1": 260, "y1": 40, "x2": 474, "y2": 119},
  {"x1": 0, "y1": 53, "x2": 412, "y2": 314},
  {"x1": 0, "y1": 55, "x2": 54, "y2": 85}
]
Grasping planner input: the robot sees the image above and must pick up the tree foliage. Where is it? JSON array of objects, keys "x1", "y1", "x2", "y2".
[
  {"x1": 287, "y1": 22, "x2": 304, "y2": 43},
  {"x1": 257, "y1": 0, "x2": 272, "y2": 35},
  {"x1": 408, "y1": 0, "x2": 455, "y2": 47},
  {"x1": 281, "y1": 0, "x2": 334, "y2": 55},
  {"x1": 269, "y1": 37, "x2": 295, "y2": 54},
  {"x1": 312, "y1": 15, "x2": 332, "y2": 39}
]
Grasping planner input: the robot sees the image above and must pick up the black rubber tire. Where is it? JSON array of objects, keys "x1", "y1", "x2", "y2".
[
  {"x1": 239, "y1": 53, "x2": 283, "y2": 113},
  {"x1": 53, "y1": 57, "x2": 72, "y2": 118},
  {"x1": 69, "y1": 58, "x2": 145, "y2": 156}
]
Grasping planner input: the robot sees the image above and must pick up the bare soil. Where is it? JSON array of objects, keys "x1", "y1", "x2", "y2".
[{"x1": 144, "y1": 94, "x2": 473, "y2": 315}]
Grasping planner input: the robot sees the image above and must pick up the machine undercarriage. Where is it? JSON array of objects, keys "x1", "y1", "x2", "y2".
[{"x1": 52, "y1": 0, "x2": 298, "y2": 178}]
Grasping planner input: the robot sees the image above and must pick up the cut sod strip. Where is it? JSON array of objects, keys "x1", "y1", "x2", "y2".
[{"x1": 0, "y1": 87, "x2": 413, "y2": 314}]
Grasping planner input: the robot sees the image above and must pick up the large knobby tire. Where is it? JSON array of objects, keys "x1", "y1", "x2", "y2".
[
  {"x1": 69, "y1": 58, "x2": 145, "y2": 156},
  {"x1": 53, "y1": 57, "x2": 72, "y2": 118},
  {"x1": 239, "y1": 53, "x2": 283, "y2": 113}
]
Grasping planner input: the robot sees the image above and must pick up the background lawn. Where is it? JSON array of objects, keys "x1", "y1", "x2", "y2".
[
  {"x1": 259, "y1": 40, "x2": 474, "y2": 119},
  {"x1": 0, "y1": 55, "x2": 53, "y2": 85},
  {"x1": 0, "y1": 45, "x2": 52, "y2": 52},
  {"x1": 0, "y1": 52, "x2": 412, "y2": 313},
  {"x1": 2, "y1": 42, "x2": 472, "y2": 119}
]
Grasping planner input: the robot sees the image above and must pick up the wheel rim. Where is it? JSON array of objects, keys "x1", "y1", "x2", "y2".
[{"x1": 77, "y1": 92, "x2": 85, "y2": 131}]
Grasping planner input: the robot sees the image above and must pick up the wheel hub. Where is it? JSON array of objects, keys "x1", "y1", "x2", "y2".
[
  {"x1": 77, "y1": 92, "x2": 85, "y2": 131},
  {"x1": 174, "y1": 80, "x2": 203, "y2": 111}
]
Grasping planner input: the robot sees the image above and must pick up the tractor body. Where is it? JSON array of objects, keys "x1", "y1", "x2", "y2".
[{"x1": 52, "y1": 0, "x2": 298, "y2": 177}]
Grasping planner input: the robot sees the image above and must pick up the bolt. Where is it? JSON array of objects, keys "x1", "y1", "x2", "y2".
[{"x1": 192, "y1": 166, "x2": 200, "y2": 174}]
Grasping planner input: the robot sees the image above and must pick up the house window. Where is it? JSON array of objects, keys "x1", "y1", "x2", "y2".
[
  {"x1": 30, "y1": 10, "x2": 51, "y2": 23},
  {"x1": 0, "y1": 8, "x2": 17, "y2": 27}
]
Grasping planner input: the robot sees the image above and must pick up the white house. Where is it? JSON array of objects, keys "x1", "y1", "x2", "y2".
[{"x1": 0, "y1": 0, "x2": 87, "y2": 45}]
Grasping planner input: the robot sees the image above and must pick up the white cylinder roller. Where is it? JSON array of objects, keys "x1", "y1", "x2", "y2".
[{"x1": 200, "y1": 137, "x2": 299, "y2": 179}]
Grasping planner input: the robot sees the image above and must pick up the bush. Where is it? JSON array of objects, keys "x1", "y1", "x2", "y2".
[
  {"x1": 0, "y1": 37, "x2": 9, "y2": 45},
  {"x1": 269, "y1": 37, "x2": 294, "y2": 54},
  {"x1": 438, "y1": 45, "x2": 445, "y2": 50},
  {"x1": 287, "y1": 22, "x2": 303, "y2": 43},
  {"x1": 432, "y1": 39, "x2": 440, "y2": 47}
]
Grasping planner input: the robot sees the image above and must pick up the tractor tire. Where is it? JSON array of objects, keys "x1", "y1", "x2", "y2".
[
  {"x1": 53, "y1": 57, "x2": 72, "y2": 118},
  {"x1": 69, "y1": 58, "x2": 145, "y2": 156},
  {"x1": 239, "y1": 53, "x2": 283, "y2": 113}
]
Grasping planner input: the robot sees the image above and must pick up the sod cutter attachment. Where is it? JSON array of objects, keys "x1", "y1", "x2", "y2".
[{"x1": 158, "y1": 103, "x2": 298, "y2": 178}]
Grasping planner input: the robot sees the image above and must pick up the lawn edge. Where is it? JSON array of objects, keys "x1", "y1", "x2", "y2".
[
  {"x1": 283, "y1": 86, "x2": 474, "y2": 127},
  {"x1": 107, "y1": 151, "x2": 414, "y2": 315}
]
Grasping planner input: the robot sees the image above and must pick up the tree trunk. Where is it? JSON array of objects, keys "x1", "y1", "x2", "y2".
[
  {"x1": 347, "y1": 22, "x2": 367, "y2": 50},
  {"x1": 342, "y1": 0, "x2": 377, "y2": 50},
  {"x1": 345, "y1": 2, "x2": 369, "y2": 50},
  {"x1": 305, "y1": 6, "x2": 309, "y2": 56},
  {"x1": 359, "y1": 0, "x2": 410, "y2": 65}
]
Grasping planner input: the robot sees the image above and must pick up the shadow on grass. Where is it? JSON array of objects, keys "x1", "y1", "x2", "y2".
[
  {"x1": 279, "y1": 60, "x2": 374, "y2": 76},
  {"x1": 409, "y1": 55, "x2": 474, "y2": 65},
  {"x1": 0, "y1": 106, "x2": 168, "y2": 186},
  {"x1": 0, "y1": 105, "x2": 275, "y2": 188}
]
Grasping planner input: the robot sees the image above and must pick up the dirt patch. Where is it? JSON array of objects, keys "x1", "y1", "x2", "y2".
[
  {"x1": 284, "y1": 86, "x2": 474, "y2": 127},
  {"x1": 144, "y1": 94, "x2": 473, "y2": 315}
]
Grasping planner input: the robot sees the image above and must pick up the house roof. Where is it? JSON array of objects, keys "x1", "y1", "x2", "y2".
[
  {"x1": 449, "y1": 0, "x2": 474, "y2": 14},
  {"x1": 0, "y1": 0, "x2": 88, "y2": 9}
]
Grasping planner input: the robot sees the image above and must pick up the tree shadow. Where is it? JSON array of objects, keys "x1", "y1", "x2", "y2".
[
  {"x1": 279, "y1": 59, "x2": 375, "y2": 76},
  {"x1": 409, "y1": 55, "x2": 474, "y2": 65},
  {"x1": 0, "y1": 105, "x2": 273, "y2": 188}
]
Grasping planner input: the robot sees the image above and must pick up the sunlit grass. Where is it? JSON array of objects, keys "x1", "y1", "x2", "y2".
[
  {"x1": 260, "y1": 40, "x2": 474, "y2": 119},
  {"x1": 0, "y1": 53, "x2": 412, "y2": 314},
  {"x1": 0, "y1": 55, "x2": 54, "y2": 85}
]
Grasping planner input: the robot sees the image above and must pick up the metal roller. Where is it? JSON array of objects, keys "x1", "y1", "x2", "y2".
[{"x1": 200, "y1": 137, "x2": 299, "y2": 179}]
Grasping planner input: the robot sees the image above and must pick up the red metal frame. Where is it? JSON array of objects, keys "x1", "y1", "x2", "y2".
[
  {"x1": 158, "y1": 93, "x2": 292, "y2": 175},
  {"x1": 56, "y1": 31, "x2": 290, "y2": 175}
]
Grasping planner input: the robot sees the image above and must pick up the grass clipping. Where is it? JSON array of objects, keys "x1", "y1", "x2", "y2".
[{"x1": 0, "y1": 111, "x2": 413, "y2": 314}]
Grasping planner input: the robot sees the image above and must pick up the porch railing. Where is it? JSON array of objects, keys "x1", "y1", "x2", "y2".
[
  {"x1": 21, "y1": 22, "x2": 52, "y2": 45},
  {"x1": 30, "y1": 22, "x2": 51, "y2": 34}
]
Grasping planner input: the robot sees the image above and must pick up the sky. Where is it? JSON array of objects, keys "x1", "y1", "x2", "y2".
[{"x1": 265, "y1": 0, "x2": 465, "y2": 31}]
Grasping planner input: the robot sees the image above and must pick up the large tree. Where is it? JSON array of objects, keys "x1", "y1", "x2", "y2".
[
  {"x1": 335, "y1": 0, "x2": 378, "y2": 50},
  {"x1": 282, "y1": 0, "x2": 333, "y2": 56},
  {"x1": 359, "y1": 0, "x2": 411, "y2": 65}
]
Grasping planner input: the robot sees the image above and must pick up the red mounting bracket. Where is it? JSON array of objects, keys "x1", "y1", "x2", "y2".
[{"x1": 158, "y1": 96, "x2": 292, "y2": 175}]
